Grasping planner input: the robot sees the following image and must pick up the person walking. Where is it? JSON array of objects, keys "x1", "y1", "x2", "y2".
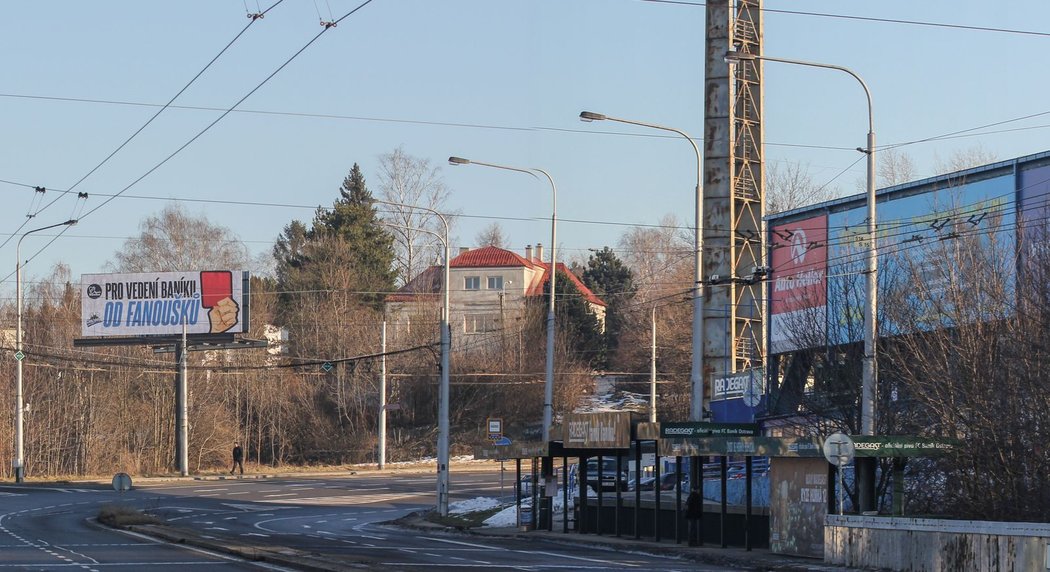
[
  {"x1": 686, "y1": 488, "x2": 703, "y2": 546},
  {"x1": 231, "y1": 442, "x2": 244, "y2": 475}
]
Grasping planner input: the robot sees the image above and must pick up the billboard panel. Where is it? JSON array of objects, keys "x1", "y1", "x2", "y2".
[
  {"x1": 769, "y1": 215, "x2": 827, "y2": 353},
  {"x1": 826, "y1": 174, "x2": 1014, "y2": 344},
  {"x1": 81, "y1": 270, "x2": 248, "y2": 337}
]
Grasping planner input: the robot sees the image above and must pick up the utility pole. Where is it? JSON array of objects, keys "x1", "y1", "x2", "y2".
[{"x1": 379, "y1": 320, "x2": 387, "y2": 470}]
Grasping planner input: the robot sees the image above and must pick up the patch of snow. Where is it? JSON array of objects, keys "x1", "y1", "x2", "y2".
[{"x1": 449, "y1": 496, "x2": 502, "y2": 515}]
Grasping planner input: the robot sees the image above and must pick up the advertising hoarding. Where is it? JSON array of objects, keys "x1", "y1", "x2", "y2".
[
  {"x1": 826, "y1": 174, "x2": 1013, "y2": 345},
  {"x1": 561, "y1": 412, "x2": 631, "y2": 449},
  {"x1": 81, "y1": 270, "x2": 248, "y2": 337},
  {"x1": 769, "y1": 215, "x2": 827, "y2": 354}
]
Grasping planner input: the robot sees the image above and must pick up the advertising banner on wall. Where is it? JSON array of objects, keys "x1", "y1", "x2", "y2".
[
  {"x1": 769, "y1": 215, "x2": 827, "y2": 354},
  {"x1": 81, "y1": 271, "x2": 248, "y2": 337}
]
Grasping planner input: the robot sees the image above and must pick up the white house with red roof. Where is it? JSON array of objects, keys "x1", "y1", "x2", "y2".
[{"x1": 385, "y1": 243, "x2": 606, "y2": 349}]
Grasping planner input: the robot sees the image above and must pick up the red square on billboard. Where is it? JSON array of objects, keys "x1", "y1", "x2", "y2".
[{"x1": 770, "y1": 215, "x2": 827, "y2": 314}]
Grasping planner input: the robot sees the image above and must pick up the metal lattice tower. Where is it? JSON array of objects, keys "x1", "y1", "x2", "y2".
[{"x1": 703, "y1": 0, "x2": 764, "y2": 415}]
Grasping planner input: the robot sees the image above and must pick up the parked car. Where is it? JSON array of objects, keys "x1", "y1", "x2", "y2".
[
  {"x1": 657, "y1": 472, "x2": 689, "y2": 491},
  {"x1": 628, "y1": 475, "x2": 657, "y2": 491},
  {"x1": 584, "y1": 458, "x2": 628, "y2": 492}
]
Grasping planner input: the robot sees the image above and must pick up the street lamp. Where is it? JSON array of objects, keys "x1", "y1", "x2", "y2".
[
  {"x1": 448, "y1": 156, "x2": 559, "y2": 444},
  {"x1": 578, "y1": 111, "x2": 706, "y2": 422},
  {"x1": 15, "y1": 219, "x2": 77, "y2": 482},
  {"x1": 372, "y1": 200, "x2": 451, "y2": 516},
  {"x1": 725, "y1": 48, "x2": 878, "y2": 509}
]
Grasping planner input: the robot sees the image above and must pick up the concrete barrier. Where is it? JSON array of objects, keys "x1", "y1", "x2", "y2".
[{"x1": 825, "y1": 514, "x2": 1050, "y2": 571}]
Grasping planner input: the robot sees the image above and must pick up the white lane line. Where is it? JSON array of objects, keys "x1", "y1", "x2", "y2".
[
  {"x1": 192, "y1": 488, "x2": 229, "y2": 492},
  {"x1": 528, "y1": 550, "x2": 640, "y2": 566},
  {"x1": 263, "y1": 493, "x2": 297, "y2": 498},
  {"x1": 420, "y1": 537, "x2": 501, "y2": 550}
]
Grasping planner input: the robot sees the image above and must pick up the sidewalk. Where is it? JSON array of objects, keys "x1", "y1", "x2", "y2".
[{"x1": 401, "y1": 512, "x2": 859, "y2": 571}]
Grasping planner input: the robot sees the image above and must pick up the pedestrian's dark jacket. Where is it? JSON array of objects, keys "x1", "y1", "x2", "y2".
[
  {"x1": 233, "y1": 445, "x2": 243, "y2": 462},
  {"x1": 686, "y1": 490, "x2": 703, "y2": 519}
]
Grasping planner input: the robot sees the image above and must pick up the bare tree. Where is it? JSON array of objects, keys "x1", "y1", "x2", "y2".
[
  {"x1": 766, "y1": 161, "x2": 840, "y2": 214},
  {"x1": 877, "y1": 148, "x2": 917, "y2": 187},
  {"x1": 934, "y1": 145, "x2": 998, "y2": 176},
  {"x1": 474, "y1": 222, "x2": 507, "y2": 248},
  {"x1": 108, "y1": 204, "x2": 251, "y2": 272},
  {"x1": 376, "y1": 147, "x2": 456, "y2": 285}
]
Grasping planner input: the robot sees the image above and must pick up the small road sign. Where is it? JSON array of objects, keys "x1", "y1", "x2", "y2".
[
  {"x1": 487, "y1": 417, "x2": 503, "y2": 441},
  {"x1": 112, "y1": 472, "x2": 133, "y2": 492},
  {"x1": 493, "y1": 437, "x2": 512, "y2": 446},
  {"x1": 14, "y1": 350, "x2": 25, "y2": 361},
  {"x1": 823, "y1": 432, "x2": 856, "y2": 467},
  {"x1": 321, "y1": 361, "x2": 333, "y2": 372}
]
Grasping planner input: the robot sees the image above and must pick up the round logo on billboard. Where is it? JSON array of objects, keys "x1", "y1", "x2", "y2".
[
  {"x1": 789, "y1": 229, "x2": 809, "y2": 265},
  {"x1": 86, "y1": 284, "x2": 102, "y2": 299}
]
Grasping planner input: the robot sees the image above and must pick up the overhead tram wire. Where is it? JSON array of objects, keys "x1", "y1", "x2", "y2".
[
  {"x1": 636, "y1": 0, "x2": 1050, "y2": 39},
  {"x1": 12, "y1": 0, "x2": 378, "y2": 278},
  {"x1": 0, "y1": 1, "x2": 285, "y2": 254}
]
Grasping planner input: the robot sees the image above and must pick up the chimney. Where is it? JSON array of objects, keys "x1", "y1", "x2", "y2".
[
  {"x1": 525, "y1": 244, "x2": 533, "y2": 261},
  {"x1": 459, "y1": 246, "x2": 469, "y2": 255},
  {"x1": 535, "y1": 243, "x2": 544, "y2": 263}
]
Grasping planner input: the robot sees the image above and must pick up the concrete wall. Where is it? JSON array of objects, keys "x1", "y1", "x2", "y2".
[{"x1": 825, "y1": 515, "x2": 1050, "y2": 571}]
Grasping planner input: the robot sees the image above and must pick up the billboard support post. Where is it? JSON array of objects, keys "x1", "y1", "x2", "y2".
[{"x1": 177, "y1": 320, "x2": 189, "y2": 477}]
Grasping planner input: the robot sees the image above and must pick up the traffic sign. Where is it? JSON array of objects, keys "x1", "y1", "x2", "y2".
[
  {"x1": 823, "y1": 432, "x2": 855, "y2": 467},
  {"x1": 493, "y1": 436, "x2": 512, "y2": 446},
  {"x1": 487, "y1": 417, "x2": 503, "y2": 441},
  {"x1": 13, "y1": 350, "x2": 25, "y2": 362},
  {"x1": 321, "y1": 361, "x2": 333, "y2": 372},
  {"x1": 112, "y1": 472, "x2": 132, "y2": 492}
]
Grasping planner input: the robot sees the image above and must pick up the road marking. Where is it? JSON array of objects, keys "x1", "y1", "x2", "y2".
[
  {"x1": 421, "y1": 537, "x2": 500, "y2": 550},
  {"x1": 263, "y1": 493, "x2": 298, "y2": 498},
  {"x1": 193, "y1": 488, "x2": 228, "y2": 492},
  {"x1": 528, "y1": 550, "x2": 639, "y2": 566}
]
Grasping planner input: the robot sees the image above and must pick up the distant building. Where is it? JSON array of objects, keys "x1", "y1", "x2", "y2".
[{"x1": 384, "y1": 243, "x2": 606, "y2": 350}]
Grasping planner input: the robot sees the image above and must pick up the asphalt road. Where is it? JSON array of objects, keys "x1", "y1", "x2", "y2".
[{"x1": 0, "y1": 467, "x2": 727, "y2": 571}]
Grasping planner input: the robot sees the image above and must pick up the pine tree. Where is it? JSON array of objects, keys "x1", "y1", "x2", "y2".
[{"x1": 582, "y1": 246, "x2": 635, "y2": 368}]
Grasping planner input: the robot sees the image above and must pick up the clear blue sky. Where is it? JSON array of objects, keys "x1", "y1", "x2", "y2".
[{"x1": 2, "y1": 0, "x2": 1048, "y2": 293}]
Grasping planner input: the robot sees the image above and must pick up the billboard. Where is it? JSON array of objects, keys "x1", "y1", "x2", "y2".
[
  {"x1": 769, "y1": 214, "x2": 827, "y2": 353},
  {"x1": 826, "y1": 174, "x2": 1013, "y2": 344},
  {"x1": 81, "y1": 271, "x2": 248, "y2": 337}
]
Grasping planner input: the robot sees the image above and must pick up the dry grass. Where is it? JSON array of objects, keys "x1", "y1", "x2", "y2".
[{"x1": 97, "y1": 504, "x2": 160, "y2": 527}]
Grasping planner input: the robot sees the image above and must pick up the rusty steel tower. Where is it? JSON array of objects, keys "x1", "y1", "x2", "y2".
[{"x1": 702, "y1": 0, "x2": 764, "y2": 416}]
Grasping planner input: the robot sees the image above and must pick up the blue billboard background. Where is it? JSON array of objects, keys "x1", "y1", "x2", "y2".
[{"x1": 825, "y1": 174, "x2": 1015, "y2": 344}]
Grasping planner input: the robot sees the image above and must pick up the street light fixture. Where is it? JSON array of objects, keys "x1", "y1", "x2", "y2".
[
  {"x1": 725, "y1": 48, "x2": 878, "y2": 509},
  {"x1": 448, "y1": 156, "x2": 558, "y2": 444},
  {"x1": 577, "y1": 111, "x2": 706, "y2": 422},
  {"x1": 372, "y1": 200, "x2": 451, "y2": 515},
  {"x1": 15, "y1": 218, "x2": 77, "y2": 483}
]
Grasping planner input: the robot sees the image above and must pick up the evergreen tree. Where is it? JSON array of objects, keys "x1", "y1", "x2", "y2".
[
  {"x1": 582, "y1": 246, "x2": 635, "y2": 368},
  {"x1": 546, "y1": 268, "x2": 604, "y2": 368},
  {"x1": 273, "y1": 163, "x2": 397, "y2": 314}
]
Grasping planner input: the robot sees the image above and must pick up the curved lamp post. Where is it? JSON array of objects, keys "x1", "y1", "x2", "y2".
[
  {"x1": 724, "y1": 49, "x2": 877, "y2": 436},
  {"x1": 447, "y1": 156, "x2": 558, "y2": 443},
  {"x1": 578, "y1": 111, "x2": 706, "y2": 421},
  {"x1": 15, "y1": 219, "x2": 77, "y2": 482},
  {"x1": 725, "y1": 48, "x2": 878, "y2": 511},
  {"x1": 373, "y1": 200, "x2": 451, "y2": 516}
]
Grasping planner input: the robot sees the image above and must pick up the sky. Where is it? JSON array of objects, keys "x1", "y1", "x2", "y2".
[{"x1": 2, "y1": 0, "x2": 1049, "y2": 297}]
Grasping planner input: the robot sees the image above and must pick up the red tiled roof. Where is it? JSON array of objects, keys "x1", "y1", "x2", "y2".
[
  {"x1": 385, "y1": 246, "x2": 606, "y2": 308},
  {"x1": 450, "y1": 245, "x2": 537, "y2": 269},
  {"x1": 527, "y1": 261, "x2": 606, "y2": 307}
]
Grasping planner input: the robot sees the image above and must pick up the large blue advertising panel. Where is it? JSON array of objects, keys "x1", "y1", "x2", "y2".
[
  {"x1": 826, "y1": 174, "x2": 1014, "y2": 343},
  {"x1": 1018, "y1": 163, "x2": 1050, "y2": 240}
]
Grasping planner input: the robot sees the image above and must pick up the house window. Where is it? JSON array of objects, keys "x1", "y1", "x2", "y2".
[
  {"x1": 464, "y1": 276, "x2": 480, "y2": 290},
  {"x1": 464, "y1": 314, "x2": 498, "y2": 333},
  {"x1": 487, "y1": 276, "x2": 503, "y2": 290}
]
